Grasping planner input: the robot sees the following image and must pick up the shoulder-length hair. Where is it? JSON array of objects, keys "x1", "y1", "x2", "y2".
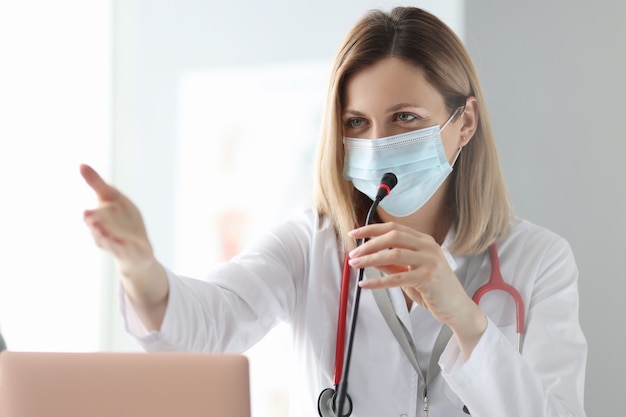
[{"x1": 314, "y1": 6, "x2": 512, "y2": 254}]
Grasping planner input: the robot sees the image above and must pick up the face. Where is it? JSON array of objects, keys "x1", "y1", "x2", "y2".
[{"x1": 342, "y1": 57, "x2": 469, "y2": 163}]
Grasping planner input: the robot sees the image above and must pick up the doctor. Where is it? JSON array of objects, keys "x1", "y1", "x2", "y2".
[{"x1": 81, "y1": 6, "x2": 587, "y2": 417}]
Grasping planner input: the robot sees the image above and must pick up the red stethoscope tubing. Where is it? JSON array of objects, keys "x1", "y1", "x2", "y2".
[
  {"x1": 332, "y1": 244, "x2": 525, "y2": 383},
  {"x1": 472, "y1": 244, "x2": 525, "y2": 334},
  {"x1": 333, "y1": 253, "x2": 352, "y2": 386}
]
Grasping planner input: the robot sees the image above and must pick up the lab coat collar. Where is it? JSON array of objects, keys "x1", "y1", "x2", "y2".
[{"x1": 441, "y1": 226, "x2": 459, "y2": 272}]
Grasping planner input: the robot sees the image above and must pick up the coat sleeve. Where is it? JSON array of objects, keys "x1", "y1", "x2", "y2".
[
  {"x1": 120, "y1": 211, "x2": 314, "y2": 353},
  {"x1": 439, "y1": 237, "x2": 587, "y2": 417}
]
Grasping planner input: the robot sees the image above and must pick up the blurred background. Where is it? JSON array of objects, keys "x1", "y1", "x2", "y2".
[{"x1": 0, "y1": 0, "x2": 623, "y2": 416}]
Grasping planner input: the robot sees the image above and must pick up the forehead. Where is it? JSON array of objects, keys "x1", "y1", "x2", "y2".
[{"x1": 342, "y1": 57, "x2": 445, "y2": 112}]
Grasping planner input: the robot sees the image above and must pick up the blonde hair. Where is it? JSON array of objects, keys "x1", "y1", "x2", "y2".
[{"x1": 314, "y1": 6, "x2": 512, "y2": 254}]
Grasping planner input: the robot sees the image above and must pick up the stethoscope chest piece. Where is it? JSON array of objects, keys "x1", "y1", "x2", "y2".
[{"x1": 318, "y1": 387, "x2": 353, "y2": 417}]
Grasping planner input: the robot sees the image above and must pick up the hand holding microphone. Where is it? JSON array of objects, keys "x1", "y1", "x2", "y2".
[{"x1": 347, "y1": 188, "x2": 488, "y2": 360}]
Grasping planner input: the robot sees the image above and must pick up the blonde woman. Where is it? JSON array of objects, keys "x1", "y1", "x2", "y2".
[{"x1": 82, "y1": 6, "x2": 587, "y2": 417}]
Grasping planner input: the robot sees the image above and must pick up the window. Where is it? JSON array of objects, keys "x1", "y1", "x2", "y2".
[
  {"x1": 0, "y1": 0, "x2": 112, "y2": 352},
  {"x1": 174, "y1": 62, "x2": 328, "y2": 416}
]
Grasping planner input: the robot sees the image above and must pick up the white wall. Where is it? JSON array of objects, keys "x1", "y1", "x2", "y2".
[{"x1": 465, "y1": 1, "x2": 626, "y2": 415}]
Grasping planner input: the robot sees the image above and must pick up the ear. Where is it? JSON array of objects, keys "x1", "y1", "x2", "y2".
[{"x1": 458, "y1": 96, "x2": 478, "y2": 148}]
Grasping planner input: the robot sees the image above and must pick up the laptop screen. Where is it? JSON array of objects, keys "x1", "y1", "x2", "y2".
[{"x1": 0, "y1": 351, "x2": 251, "y2": 417}]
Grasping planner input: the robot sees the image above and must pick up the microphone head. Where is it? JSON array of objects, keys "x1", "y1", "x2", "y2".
[
  {"x1": 375, "y1": 172, "x2": 398, "y2": 201},
  {"x1": 380, "y1": 172, "x2": 398, "y2": 191}
]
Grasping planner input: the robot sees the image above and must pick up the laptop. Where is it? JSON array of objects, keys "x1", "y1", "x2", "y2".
[{"x1": 0, "y1": 351, "x2": 250, "y2": 417}]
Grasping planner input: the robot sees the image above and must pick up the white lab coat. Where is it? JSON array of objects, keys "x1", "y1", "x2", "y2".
[{"x1": 123, "y1": 208, "x2": 587, "y2": 417}]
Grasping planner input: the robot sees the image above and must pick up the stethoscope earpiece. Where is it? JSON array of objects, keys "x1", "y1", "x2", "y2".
[{"x1": 317, "y1": 387, "x2": 353, "y2": 417}]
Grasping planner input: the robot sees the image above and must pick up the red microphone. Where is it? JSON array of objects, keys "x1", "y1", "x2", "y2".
[{"x1": 374, "y1": 172, "x2": 398, "y2": 201}]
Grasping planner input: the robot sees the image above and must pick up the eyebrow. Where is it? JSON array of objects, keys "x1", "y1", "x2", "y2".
[
  {"x1": 387, "y1": 103, "x2": 428, "y2": 113},
  {"x1": 342, "y1": 109, "x2": 366, "y2": 117}
]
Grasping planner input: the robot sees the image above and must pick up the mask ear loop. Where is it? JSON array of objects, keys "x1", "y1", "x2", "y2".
[
  {"x1": 440, "y1": 105, "x2": 465, "y2": 132},
  {"x1": 441, "y1": 105, "x2": 466, "y2": 168},
  {"x1": 450, "y1": 146, "x2": 462, "y2": 168}
]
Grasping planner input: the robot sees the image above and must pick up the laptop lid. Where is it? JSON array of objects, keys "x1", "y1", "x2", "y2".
[{"x1": 0, "y1": 351, "x2": 250, "y2": 417}]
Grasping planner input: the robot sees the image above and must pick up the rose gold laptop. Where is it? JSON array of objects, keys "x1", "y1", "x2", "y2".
[{"x1": 0, "y1": 351, "x2": 250, "y2": 417}]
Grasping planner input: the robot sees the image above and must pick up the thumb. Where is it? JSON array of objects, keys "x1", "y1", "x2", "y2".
[{"x1": 80, "y1": 164, "x2": 119, "y2": 201}]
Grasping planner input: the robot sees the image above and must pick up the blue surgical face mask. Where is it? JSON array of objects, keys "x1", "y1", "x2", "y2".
[{"x1": 343, "y1": 109, "x2": 462, "y2": 217}]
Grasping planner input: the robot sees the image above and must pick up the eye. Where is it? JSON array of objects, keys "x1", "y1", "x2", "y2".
[
  {"x1": 345, "y1": 118, "x2": 366, "y2": 129},
  {"x1": 395, "y1": 113, "x2": 416, "y2": 122}
]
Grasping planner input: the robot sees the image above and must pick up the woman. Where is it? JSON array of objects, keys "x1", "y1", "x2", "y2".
[{"x1": 81, "y1": 6, "x2": 587, "y2": 417}]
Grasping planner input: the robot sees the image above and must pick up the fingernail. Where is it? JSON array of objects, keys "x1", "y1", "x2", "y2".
[
  {"x1": 348, "y1": 247, "x2": 360, "y2": 257},
  {"x1": 358, "y1": 280, "x2": 371, "y2": 288},
  {"x1": 348, "y1": 228, "x2": 360, "y2": 237},
  {"x1": 348, "y1": 257, "x2": 361, "y2": 266}
]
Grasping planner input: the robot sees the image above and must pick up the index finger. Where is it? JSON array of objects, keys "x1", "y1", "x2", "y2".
[
  {"x1": 80, "y1": 163, "x2": 119, "y2": 201},
  {"x1": 348, "y1": 221, "x2": 413, "y2": 239}
]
